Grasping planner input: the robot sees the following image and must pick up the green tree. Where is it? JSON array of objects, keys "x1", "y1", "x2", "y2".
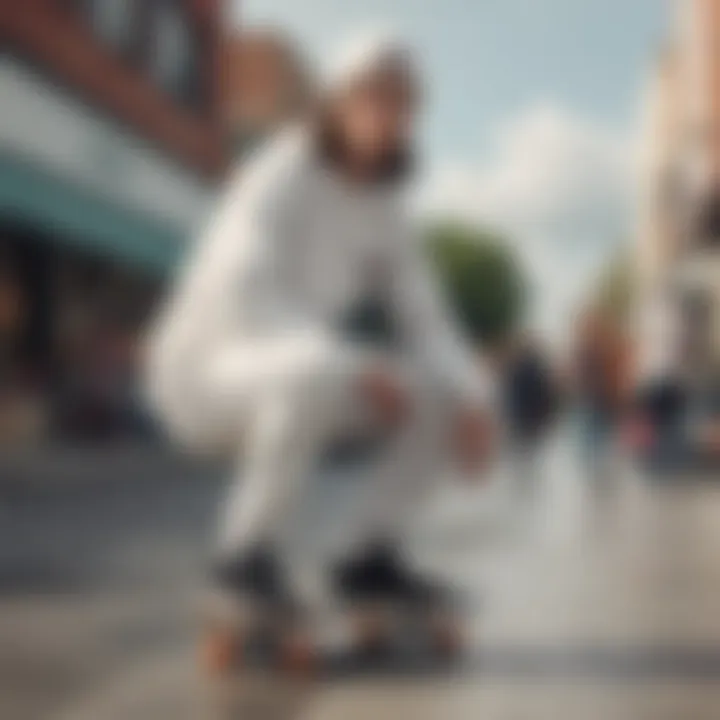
[{"x1": 426, "y1": 220, "x2": 527, "y2": 346}]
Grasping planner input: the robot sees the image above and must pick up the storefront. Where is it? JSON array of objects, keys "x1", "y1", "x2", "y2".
[{"x1": 0, "y1": 56, "x2": 214, "y2": 444}]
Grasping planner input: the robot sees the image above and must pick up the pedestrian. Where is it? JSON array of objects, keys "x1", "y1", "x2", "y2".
[
  {"x1": 571, "y1": 310, "x2": 628, "y2": 492},
  {"x1": 503, "y1": 333, "x2": 558, "y2": 498},
  {"x1": 629, "y1": 286, "x2": 696, "y2": 473},
  {"x1": 145, "y1": 32, "x2": 495, "y2": 659}
]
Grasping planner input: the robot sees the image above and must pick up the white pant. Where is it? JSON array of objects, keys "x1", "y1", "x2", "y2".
[{"x1": 162, "y1": 339, "x2": 454, "y2": 562}]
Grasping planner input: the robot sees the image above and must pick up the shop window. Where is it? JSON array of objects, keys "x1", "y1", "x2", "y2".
[
  {"x1": 149, "y1": 1, "x2": 204, "y2": 111},
  {"x1": 82, "y1": 0, "x2": 136, "y2": 52}
]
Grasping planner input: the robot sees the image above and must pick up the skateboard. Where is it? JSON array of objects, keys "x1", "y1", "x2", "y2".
[
  {"x1": 199, "y1": 586, "x2": 467, "y2": 675},
  {"x1": 198, "y1": 587, "x2": 471, "y2": 718},
  {"x1": 335, "y1": 596, "x2": 467, "y2": 663}
]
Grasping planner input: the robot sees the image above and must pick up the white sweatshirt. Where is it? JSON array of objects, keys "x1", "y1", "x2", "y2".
[{"x1": 145, "y1": 129, "x2": 490, "y2": 431}]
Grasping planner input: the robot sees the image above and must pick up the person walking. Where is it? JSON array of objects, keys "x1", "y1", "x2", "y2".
[
  {"x1": 503, "y1": 334, "x2": 558, "y2": 498},
  {"x1": 572, "y1": 310, "x2": 629, "y2": 492}
]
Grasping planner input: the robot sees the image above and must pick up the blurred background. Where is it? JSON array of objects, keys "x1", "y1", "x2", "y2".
[{"x1": 1, "y1": 1, "x2": 720, "y2": 718}]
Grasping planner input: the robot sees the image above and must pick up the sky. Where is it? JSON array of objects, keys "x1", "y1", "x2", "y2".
[{"x1": 233, "y1": 0, "x2": 673, "y2": 336}]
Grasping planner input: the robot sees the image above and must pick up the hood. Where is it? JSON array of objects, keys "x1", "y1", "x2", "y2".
[{"x1": 323, "y1": 31, "x2": 420, "y2": 97}]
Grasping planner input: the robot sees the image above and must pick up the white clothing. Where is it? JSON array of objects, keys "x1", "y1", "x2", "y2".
[{"x1": 145, "y1": 128, "x2": 489, "y2": 557}]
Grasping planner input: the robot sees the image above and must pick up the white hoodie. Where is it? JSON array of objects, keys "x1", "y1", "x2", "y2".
[{"x1": 145, "y1": 42, "x2": 490, "y2": 442}]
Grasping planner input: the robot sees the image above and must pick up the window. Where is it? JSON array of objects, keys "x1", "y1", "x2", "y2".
[
  {"x1": 149, "y1": 1, "x2": 203, "y2": 110},
  {"x1": 84, "y1": 0, "x2": 135, "y2": 51}
]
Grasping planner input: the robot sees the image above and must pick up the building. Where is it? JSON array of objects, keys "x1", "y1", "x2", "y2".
[
  {"x1": 0, "y1": 0, "x2": 227, "y2": 443},
  {"x1": 638, "y1": 0, "x2": 720, "y2": 378},
  {"x1": 222, "y1": 29, "x2": 312, "y2": 160}
]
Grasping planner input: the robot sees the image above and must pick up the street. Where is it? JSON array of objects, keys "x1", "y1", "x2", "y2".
[{"x1": 2, "y1": 437, "x2": 720, "y2": 719}]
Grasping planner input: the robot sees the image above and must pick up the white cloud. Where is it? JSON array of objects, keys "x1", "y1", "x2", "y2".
[{"x1": 420, "y1": 103, "x2": 636, "y2": 338}]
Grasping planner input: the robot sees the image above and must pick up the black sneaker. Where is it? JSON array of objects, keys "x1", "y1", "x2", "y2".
[
  {"x1": 333, "y1": 544, "x2": 450, "y2": 610},
  {"x1": 213, "y1": 546, "x2": 294, "y2": 609}
]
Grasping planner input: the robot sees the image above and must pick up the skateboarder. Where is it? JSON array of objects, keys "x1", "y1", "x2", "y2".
[{"x1": 145, "y1": 32, "x2": 495, "y2": 665}]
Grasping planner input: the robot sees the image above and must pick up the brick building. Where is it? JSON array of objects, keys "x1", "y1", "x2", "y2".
[
  {"x1": 0, "y1": 0, "x2": 228, "y2": 442},
  {"x1": 221, "y1": 29, "x2": 312, "y2": 160}
]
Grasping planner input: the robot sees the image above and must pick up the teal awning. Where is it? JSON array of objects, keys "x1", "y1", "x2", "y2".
[{"x1": 0, "y1": 151, "x2": 187, "y2": 272}]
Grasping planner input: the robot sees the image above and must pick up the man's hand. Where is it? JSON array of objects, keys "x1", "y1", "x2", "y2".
[
  {"x1": 357, "y1": 365, "x2": 411, "y2": 430},
  {"x1": 451, "y1": 407, "x2": 496, "y2": 476}
]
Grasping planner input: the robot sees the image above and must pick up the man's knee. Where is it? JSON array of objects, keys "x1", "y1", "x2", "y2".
[{"x1": 267, "y1": 363, "x2": 354, "y2": 442}]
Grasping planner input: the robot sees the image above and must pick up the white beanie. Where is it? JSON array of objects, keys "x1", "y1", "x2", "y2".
[{"x1": 323, "y1": 31, "x2": 419, "y2": 96}]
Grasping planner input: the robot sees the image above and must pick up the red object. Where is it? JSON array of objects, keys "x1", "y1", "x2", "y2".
[{"x1": 623, "y1": 418, "x2": 655, "y2": 452}]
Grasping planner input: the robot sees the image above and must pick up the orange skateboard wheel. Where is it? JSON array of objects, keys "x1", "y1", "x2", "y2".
[{"x1": 200, "y1": 630, "x2": 238, "y2": 676}]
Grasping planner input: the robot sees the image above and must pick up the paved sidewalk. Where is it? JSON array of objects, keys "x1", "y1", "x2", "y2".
[
  {"x1": 4, "y1": 438, "x2": 720, "y2": 719},
  {"x1": 0, "y1": 444, "x2": 222, "y2": 490}
]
